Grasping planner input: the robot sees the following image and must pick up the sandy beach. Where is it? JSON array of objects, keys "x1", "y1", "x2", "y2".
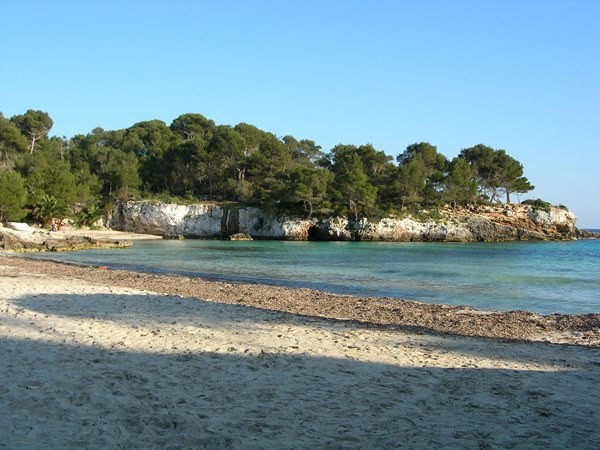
[{"x1": 1, "y1": 251, "x2": 600, "y2": 449}]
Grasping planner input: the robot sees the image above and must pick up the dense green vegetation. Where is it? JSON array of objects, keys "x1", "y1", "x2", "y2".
[{"x1": 0, "y1": 109, "x2": 535, "y2": 224}]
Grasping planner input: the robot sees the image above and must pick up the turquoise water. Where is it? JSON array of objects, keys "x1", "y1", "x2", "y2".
[{"x1": 26, "y1": 237, "x2": 600, "y2": 314}]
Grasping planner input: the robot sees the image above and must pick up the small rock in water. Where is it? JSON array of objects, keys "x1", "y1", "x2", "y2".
[{"x1": 229, "y1": 233, "x2": 253, "y2": 241}]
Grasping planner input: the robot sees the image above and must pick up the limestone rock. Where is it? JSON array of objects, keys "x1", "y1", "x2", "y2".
[
  {"x1": 109, "y1": 201, "x2": 582, "y2": 242},
  {"x1": 0, "y1": 228, "x2": 131, "y2": 252},
  {"x1": 229, "y1": 233, "x2": 253, "y2": 241}
]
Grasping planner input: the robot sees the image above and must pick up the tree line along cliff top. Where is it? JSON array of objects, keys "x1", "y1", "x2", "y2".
[{"x1": 1, "y1": 109, "x2": 537, "y2": 226}]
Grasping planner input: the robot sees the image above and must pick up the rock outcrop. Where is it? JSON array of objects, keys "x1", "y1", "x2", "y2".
[
  {"x1": 109, "y1": 201, "x2": 583, "y2": 242},
  {"x1": 0, "y1": 226, "x2": 132, "y2": 252}
]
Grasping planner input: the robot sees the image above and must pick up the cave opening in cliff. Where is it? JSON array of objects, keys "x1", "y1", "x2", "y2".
[{"x1": 307, "y1": 225, "x2": 322, "y2": 241}]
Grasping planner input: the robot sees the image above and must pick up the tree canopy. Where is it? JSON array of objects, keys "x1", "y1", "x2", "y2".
[
  {"x1": 10, "y1": 109, "x2": 53, "y2": 154},
  {"x1": 459, "y1": 144, "x2": 534, "y2": 203},
  {"x1": 0, "y1": 109, "x2": 537, "y2": 226}
]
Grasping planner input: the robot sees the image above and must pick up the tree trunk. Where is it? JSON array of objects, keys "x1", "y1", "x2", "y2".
[
  {"x1": 236, "y1": 167, "x2": 245, "y2": 182},
  {"x1": 29, "y1": 134, "x2": 37, "y2": 154},
  {"x1": 308, "y1": 200, "x2": 314, "y2": 219}
]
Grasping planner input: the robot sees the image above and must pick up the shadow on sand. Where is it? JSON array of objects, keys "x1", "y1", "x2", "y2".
[{"x1": 2, "y1": 291, "x2": 600, "y2": 449}]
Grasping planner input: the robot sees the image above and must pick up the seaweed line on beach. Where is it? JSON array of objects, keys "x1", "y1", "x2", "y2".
[{"x1": 2, "y1": 254, "x2": 599, "y2": 347}]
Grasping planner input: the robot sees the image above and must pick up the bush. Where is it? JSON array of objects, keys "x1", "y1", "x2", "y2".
[
  {"x1": 33, "y1": 194, "x2": 66, "y2": 228},
  {"x1": 411, "y1": 208, "x2": 443, "y2": 223},
  {"x1": 75, "y1": 204, "x2": 103, "y2": 227},
  {"x1": 522, "y1": 198, "x2": 552, "y2": 213}
]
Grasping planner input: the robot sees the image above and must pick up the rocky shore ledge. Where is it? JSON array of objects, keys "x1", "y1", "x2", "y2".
[
  {"x1": 2, "y1": 254, "x2": 598, "y2": 347},
  {"x1": 0, "y1": 224, "x2": 160, "y2": 252}
]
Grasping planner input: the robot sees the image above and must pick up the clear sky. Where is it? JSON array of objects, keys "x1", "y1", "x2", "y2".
[{"x1": 2, "y1": 0, "x2": 599, "y2": 227}]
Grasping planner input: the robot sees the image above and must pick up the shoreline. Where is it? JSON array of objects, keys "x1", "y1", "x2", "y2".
[
  {"x1": 1, "y1": 253, "x2": 598, "y2": 347},
  {"x1": 2, "y1": 250, "x2": 600, "y2": 448}
]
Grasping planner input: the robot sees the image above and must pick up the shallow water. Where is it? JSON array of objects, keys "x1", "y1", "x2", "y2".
[{"x1": 27, "y1": 237, "x2": 600, "y2": 315}]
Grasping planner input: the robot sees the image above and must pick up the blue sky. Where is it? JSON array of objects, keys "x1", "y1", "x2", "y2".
[{"x1": 2, "y1": 0, "x2": 599, "y2": 227}]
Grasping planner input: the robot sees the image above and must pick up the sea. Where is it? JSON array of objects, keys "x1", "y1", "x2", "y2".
[{"x1": 26, "y1": 234, "x2": 600, "y2": 315}]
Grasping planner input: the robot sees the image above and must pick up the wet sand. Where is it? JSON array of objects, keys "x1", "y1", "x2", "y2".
[{"x1": 1, "y1": 251, "x2": 600, "y2": 448}]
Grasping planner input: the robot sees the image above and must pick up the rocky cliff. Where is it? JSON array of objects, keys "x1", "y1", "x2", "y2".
[{"x1": 109, "y1": 201, "x2": 584, "y2": 242}]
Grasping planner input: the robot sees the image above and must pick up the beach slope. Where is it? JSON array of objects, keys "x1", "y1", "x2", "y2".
[{"x1": 1, "y1": 256, "x2": 599, "y2": 449}]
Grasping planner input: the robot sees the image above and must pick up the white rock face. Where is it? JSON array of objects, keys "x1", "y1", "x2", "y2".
[
  {"x1": 528, "y1": 206, "x2": 577, "y2": 226},
  {"x1": 112, "y1": 202, "x2": 224, "y2": 237},
  {"x1": 110, "y1": 201, "x2": 579, "y2": 241},
  {"x1": 6, "y1": 222, "x2": 35, "y2": 232},
  {"x1": 110, "y1": 202, "x2": 313, "y2": 239},
  {"x1": 359, "y1": 218, "x2": 462, "y2": 241}
]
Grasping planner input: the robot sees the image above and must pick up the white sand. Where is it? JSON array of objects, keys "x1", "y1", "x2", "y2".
[
  {"x1": 1, "y1": 263, "x2": 599, "y2": 449},
  {"x1": 48, "y1": 228, "x2": 163, "y2": 241}
]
